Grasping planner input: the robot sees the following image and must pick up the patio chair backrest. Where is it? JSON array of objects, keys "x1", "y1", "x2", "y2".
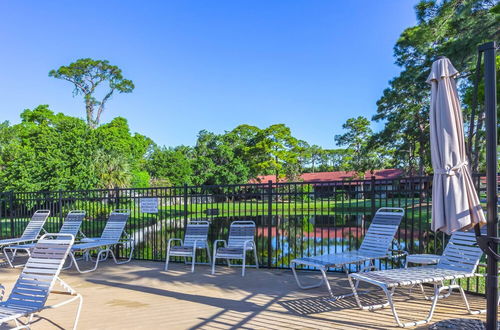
[
  {"x1": 184, "y1": 220, "x2": 210, "y2": 247},
  {"x1": 359, "y1": 208, "x2": 405, "y2": 256},
  {"x1": 20, "y1": 210, "x2": 50, "y2": 241},
  {"x1": 227, "y1": 221, "x2": 256, "y2": 248},
  {"x1": 100, "y1": 210, "x2": 130, "y2": 242},
  {"x1": 7, "y1": 233, "x2": 74, "y2": 310},
  {"x1": 58, "y1": 210, "x2": 86, "y2": 237},
  {"x1": 437, "y1": 227, "x2": 484, "y2": 274}
]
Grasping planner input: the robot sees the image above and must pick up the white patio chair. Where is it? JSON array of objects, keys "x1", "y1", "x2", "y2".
[
  {"x1": 348, "y1": 228, "x2": 486, "y2": 328},
  {"x1": 0, "y1": 233, "x2": 82, "y2": 329},
  {"x1": 0, "y1": 210, "x2": 50, "y2": 262},
  {"x1": 66, "y1": 209, "x2": 133, "y2": 273},
  {"x1": 291, "y1": 207, "x2": 406, "y2": 298},
  {"x1": 4, "y1": 210, "x2": 86, "y2": 268},
  {"x1": 211, "y1": 220, "x2": 259, "y2": 277},
  {"x1": 165, "y1": 220, "x2": 211, "y2": 272},
  {"x1": 404, "y1": 229, "x2": 483, "y2": 301}
]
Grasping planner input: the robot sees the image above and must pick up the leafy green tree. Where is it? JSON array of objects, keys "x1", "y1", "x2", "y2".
[
  {"x1": 0, "y1": 105, "x2": 97, "y2": 191},
  {"x1": 191, "y1": 130, "x2": 250, "y2": 186},
  {"x1": 251, "y1": 124, "x2": 303, "y2": 181},
  {"x1": 304, "y1": 144, "x2": 323, "y2": 173},
  {"x1": 335, "y1": 116, "x2": 384, "y2": 175},
  {"x1": 131, "y1": 170, "x2": 151, "y2": 188},
  {"x1": 93, "y1": 150, "x2": 131, "y2": 189},
  {"x1": 49, "y1": 58, "x2": 134, "y2": 128},
  {"x1": 226, "y1": 124, "x2": 262, "y2": 177},
  {"x1": 93, "y1": 117, "x2": 153, "y2": 172},
  {"x1": 314, "y1": 149, "x2": 352, "y2": 172},
  {"x1": 146, "y1": 146, "x2": 194, "y2": 186},
  {"x1": 0, "y1": 121, "x2": 15, "y2": 163}
]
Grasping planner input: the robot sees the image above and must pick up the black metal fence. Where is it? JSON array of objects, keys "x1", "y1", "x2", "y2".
[{"x1": 0, "y1": 175, "x2": 489, "y2": 294}]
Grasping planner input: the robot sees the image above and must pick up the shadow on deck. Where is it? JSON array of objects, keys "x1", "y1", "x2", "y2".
[{"x1": 0, "y1": 260, "x2": 489, "y2": 329}]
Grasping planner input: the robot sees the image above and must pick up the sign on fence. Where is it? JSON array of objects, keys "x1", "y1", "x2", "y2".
[{"x1": 140, "y1": 197, "x2": 158, "y2": 213}]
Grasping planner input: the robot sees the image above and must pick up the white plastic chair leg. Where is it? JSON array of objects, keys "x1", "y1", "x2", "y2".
[
  {"x1": 253, "y1": 247, "x2": 259, "y2": 269},
  {"x1": 191, "y1": 250, "x2": 196, "y2": 273},
  {"x1": 206, "y1": 246, "x2": 212, "y2": 264},
  {"x1": 211, "y1": 257, "x2": 217, "y2": 274},
  {"x1": 164, "y1": 251, "x2": 170, "y2": 271},
  {"x1": 291, "y1": 263, "x2": 326, "y2": 290},
  {"x1": 242, "y1": 253, "x2": 246, "y2": 277}
]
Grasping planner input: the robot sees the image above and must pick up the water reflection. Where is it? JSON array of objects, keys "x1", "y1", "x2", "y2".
[{"x1": 139, "y1": 214, "x2": 439, "y2": 270}]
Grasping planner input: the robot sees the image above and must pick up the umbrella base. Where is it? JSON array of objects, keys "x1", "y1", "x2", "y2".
[{"x1": 429, "y1": 318, "x2": 498, "y2": 329}]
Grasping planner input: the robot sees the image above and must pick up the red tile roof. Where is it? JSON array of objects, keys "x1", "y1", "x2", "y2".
[{"x1": 250, "y1": 169, "x2": 404, "y2": 184}]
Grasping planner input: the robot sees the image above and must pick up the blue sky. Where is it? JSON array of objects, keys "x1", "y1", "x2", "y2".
[{"x1": 0, "y1": 1, "x2": 417, "y2": 149}]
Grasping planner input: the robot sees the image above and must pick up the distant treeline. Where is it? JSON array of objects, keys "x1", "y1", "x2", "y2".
[{"x1": 0, "y1": 109, "x2": 387, "y2": 191}]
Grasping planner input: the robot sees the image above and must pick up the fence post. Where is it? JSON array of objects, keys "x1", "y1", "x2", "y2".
[
  {"x1": 114, "y1": 187, "x2": 120, "y2": 208},
  {"x1": 114, "y1": 187, "x2": 121, "y2": 259},
  {"x1": 267, "y1": 180, "x2": 273, "y2": 268},
  {"x1": 9, "y1": 191, "x2": 14, "y2": 238},
  {"x1": 371, "y1": 176, "x2": 376, "y2": 217},
  {"x1": 183, "y1": 184, "x2": 188, "y2": 227},
  {"x1": 58, "y1": 189, "x2": 63, "y2": 228}
]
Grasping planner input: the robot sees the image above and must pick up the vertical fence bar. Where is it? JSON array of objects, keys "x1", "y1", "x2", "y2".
[
  {"x1": 371, "y1": 176, "x2": 376, "y2": 217},
  {"x1": 115, "y1": 187, "x2": 121, "y2": 258},
  {"x1": 183, "y1": 184, "x2": 188, "y2": 227},
  {"x1": 267, "y1": 180, "x2": 273, "y2": 268},
  {"x1": 9, "y1": 191, "x2": 14, "y2": 238},
  {"x1": 58, "y1": 189, "x2": 63, "y2": 228}
]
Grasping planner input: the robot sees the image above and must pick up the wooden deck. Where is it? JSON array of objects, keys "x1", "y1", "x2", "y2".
[{"x1": 0, "y1": 260, "x2": 490, "y2": 329}]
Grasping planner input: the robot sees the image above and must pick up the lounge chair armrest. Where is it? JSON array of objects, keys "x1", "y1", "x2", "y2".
[
  {"x1": 213, "y1": 240, "x2": 227, "y2": 248},
  {"x1": 243, "y1": 240, "x2": 255, "y2": 250},
  {"x1": 388, "y1": 249, "x2": 408, "y2": 258},
  {"x1": 475, "y1": 263, "x2": 498, "y2": 276},
  {"x1": 167, "y1": 238, "x2": 183, "y2": 247},
  {"x1": 213, "y1": 240, "x2": 226, "y2": 258}
]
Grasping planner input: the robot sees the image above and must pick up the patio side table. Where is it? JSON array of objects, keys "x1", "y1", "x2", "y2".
[
  {"x1": 405, "y1": 253, "x2": 441, "y2": 267},
  {"x1": 405, "y1": 254, "x2": 445, "y2": 300}
]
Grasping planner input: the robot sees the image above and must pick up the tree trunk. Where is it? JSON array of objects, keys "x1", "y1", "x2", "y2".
[
  {"x1": 85, "y1": 98, "x2": 95, "y2": 128},
  {"x1": 467, "y1": 53, "x2": 483, "y2": 162}
]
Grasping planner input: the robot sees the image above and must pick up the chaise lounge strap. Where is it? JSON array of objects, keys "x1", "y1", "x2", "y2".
[
  {"x1": 217, "y1": 247, "x2": 245, "y2": 255},
  {"x1": 350, "y1": 265, "x2": 476, "y2": 288},
  {"x1": 170, "y1": 246, "x2": 195, "y2": 253}
]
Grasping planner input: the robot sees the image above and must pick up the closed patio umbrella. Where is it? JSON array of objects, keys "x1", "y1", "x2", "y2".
[{"x1": 427, "y1": 57, "x2": 486, "y2": 234}]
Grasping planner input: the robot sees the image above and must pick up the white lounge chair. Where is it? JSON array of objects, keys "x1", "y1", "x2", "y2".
[
  {"x1": 165, "y1": 220, "x2": 211, "y2": 272},
  {"x1": 348, "y1": 229, "x2": 485, "y2": 328},
  {"x1": 211, "y1": 220, "x2": 259, "y2": 277},
  {"x1": 0, "y1": 233, "x2": 82, "y2": 329},
  {"x1": 4, "y1": 210, "x2": 86, "y2": 267},
  {"x1": 0, "y1": 210, "x2": 50, "y2": 263},
  {"x1": 291, "y1": 207, "x2": 405, "y2": 298},
  {"x1": 66, "y1": 209, "x2": 133, "y2": 273}
]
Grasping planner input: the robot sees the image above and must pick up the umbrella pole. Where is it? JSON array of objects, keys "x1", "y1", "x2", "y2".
[{"x1": 481, "y1": 41, "x2": 498, "y2": 330}]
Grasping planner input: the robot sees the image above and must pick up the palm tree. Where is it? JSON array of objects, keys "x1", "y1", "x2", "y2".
[{"x1": 93, "y1": 150, "x2": 132, "y2": 189}]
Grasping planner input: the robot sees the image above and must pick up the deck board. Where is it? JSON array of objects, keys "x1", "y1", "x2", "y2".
[{"x1": 0, "y1": 260, "x2": 490, "y2": 329}]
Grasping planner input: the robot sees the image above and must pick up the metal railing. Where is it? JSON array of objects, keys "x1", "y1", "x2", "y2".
[{"x1": 0, "y1": 174, "x2": 489, "y2": 294}]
